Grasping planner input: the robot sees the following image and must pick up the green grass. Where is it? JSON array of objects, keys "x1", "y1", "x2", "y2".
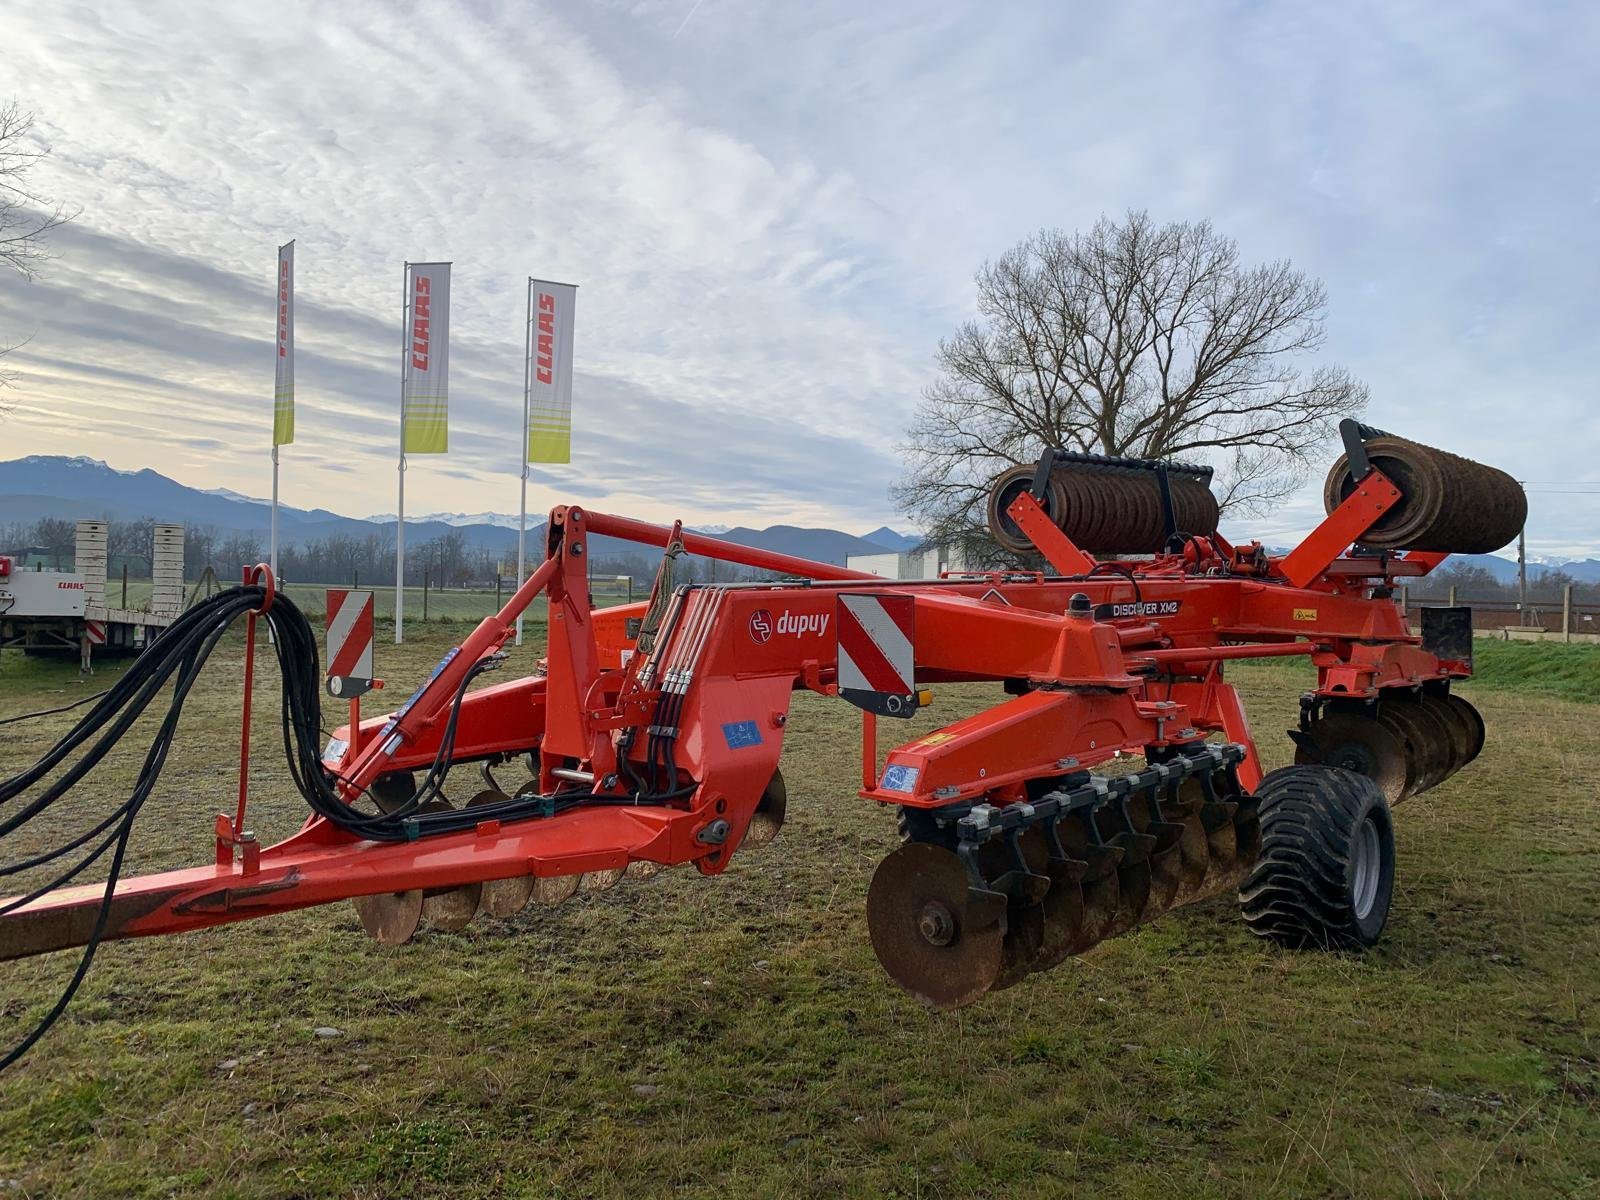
[
  {"x1": 1465, "y1": 638, "x2": 1600, "y2": 705},
  {"x1": 1, "y1": 635, "x2": 1598, "y2": 1197}
]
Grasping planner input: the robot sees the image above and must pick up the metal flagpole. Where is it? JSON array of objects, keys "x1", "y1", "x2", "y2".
[
  {"x1": 395, "y1": 261, "x2": 410, "y2": 644},
  {"x1": 270, "y1": 446, "x2": 279, "y2": 579},
  {"x1": 516, "y1": 278, "x2": 532, "y2": 646}
]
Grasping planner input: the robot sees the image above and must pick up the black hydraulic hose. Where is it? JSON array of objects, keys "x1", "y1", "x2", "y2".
[
  {"x1": 0, "y1": 585, "x2": 597, "y2": 1071},
  {"x1": 0, "y1": 689, "x2": 112, "y2": 727}
]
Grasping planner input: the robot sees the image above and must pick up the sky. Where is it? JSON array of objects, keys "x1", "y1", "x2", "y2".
[{"x1": 1, "y1": 0, "x2": 1597, "y2": 557}]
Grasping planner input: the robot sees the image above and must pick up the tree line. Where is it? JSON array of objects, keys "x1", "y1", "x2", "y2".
[{"x1": 1, "y1": 516, "x2": 768, "y2": 593}]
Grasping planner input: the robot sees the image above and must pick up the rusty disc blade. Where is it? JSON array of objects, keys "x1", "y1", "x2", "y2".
[
  {"x1": 1444, "y1": 693, "x2": 1485, "y2": 764},
  {"x1": 1198, "y1": 798, "x2": 1239, "y2": 883},
  {"x1": 1029, "y1": 861, "x2": 1088, "y2": 972},
  {"x1": 419, "y1": 794, "x2": 487, "y2": 931},
  {"x1": 626, "y1": 860, "x2": 665, "y2": 881},
  {"x1": 1127, "y1": 794, "x2": 1185, "y2": 921},
  {"x1": 1377, "y1": 700, "x2": 1451, "y2": 798},
  {"x1": 742, "y1": 768, "x2": 788, "y2": 850},
  {"x1": 481, "y1": 875, "x2": 536, "y2": 919},
  {"x1": 1296, "y1": 712, "x2": 1408, "y2": 804},
  {"x1": 579, "y1": 868, "x2": 625, "y2": 893},
  {"x1": 1095, "y1": 800, "x2": 1158, "y2": 940},
  {"x1": 992, "y1": 831, "x2": 1053, "y2": 989},
  {"x1": 469, "y1": 790, "x2": 536, "y2": 917},
  {"x1": 1049, "y1": 817, "x2": 1117, "y2": 958},
  {"x1": 353, "y1": 890, "x2": 424, "y2": 945},
  {"x1": 1420, "y1": 694, "x2": 1475, "y2": 780},
  {"x1": 529, "y1": 875, "x2": 580, "y2": 906},
  {"x1": 867, "y1": 843, "x2": 1005, "y2": 1010},
  {"x1": 422, "y1": 882, "x2": 482, "y2": 932},
  {"x1": 1163, "y1": 791, "x2": 1212, "y2": 904}
]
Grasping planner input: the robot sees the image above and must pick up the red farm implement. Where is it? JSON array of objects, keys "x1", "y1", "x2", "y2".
[{"x1": 0, "y1": 420, "x2": 1527, "y2": 1064}]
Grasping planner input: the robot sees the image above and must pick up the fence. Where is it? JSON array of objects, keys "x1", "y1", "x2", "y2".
[{"x1": 1403, "y1": 584, "x2": 1598, "y2": 640}]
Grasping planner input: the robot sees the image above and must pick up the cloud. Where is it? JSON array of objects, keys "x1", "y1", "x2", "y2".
[{"x1": 2, "y1": 0, "x2": 1597, "y2": 554}]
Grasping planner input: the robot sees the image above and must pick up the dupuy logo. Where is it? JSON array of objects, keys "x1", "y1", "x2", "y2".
[{"x1": 748, "y1": 609, "x2": 774, "y2": 643}]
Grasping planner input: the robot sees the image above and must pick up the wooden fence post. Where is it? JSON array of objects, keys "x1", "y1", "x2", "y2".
[
  {"x1": 1563, "y1": 584, "x2": 1573, "y2": 644},
  {"x1": 423, "y1": 570, "x2": 430, "y2": 621}
]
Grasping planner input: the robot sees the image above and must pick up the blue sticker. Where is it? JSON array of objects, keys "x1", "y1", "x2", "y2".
[
  {"x1": 880, "y1": 764, "x2": 920, "y2": 793},
  {"x1": 722, "y1": 720, "x2": 763, "y2": 749}
]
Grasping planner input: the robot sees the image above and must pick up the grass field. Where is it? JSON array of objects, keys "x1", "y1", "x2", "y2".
[{"x1": 0, "y1": 627, "x2": 1597, "y2": 1198}]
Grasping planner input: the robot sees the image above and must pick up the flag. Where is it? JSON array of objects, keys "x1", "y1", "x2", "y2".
[
  {"x1": 403, "y1": 262, "x2": 451, "y2": 454},
  {"x1": 273, "y1": 241, "x2": 294, "y2": 445},
  {"x1": 526, "y1": 280, "x2": 576, "y2": 463}
]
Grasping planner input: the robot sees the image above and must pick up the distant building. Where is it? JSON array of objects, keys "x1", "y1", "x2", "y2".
[{"x1": 846, "y1": 543, "x2": 969, "y2": 580}]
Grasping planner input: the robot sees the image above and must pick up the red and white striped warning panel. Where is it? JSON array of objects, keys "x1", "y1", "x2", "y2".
[
  {"x1": 836, "y1": 593, "x2": 919, "y2": 718},
  {"x1": 84, "y1": 620, "x2": 107, "y2": 645},
  {"x1": 325, "y1": 589, "x2": 375, "y2": 697}
]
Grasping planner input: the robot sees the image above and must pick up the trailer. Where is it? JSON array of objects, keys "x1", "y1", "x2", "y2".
[
  {"x1": 0, "y1": 520, "x2": 185, "y2": 670},
  {"x1": 0, "y1": 421, "x2": 1528, "y2": 1067}
]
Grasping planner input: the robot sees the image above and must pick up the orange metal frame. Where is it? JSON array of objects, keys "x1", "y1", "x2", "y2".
[{"x1": 0, "y1": 463, "x2": 1467, "y2": 960}]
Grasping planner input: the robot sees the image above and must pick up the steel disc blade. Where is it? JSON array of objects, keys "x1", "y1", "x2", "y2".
[
  {"x1": 1297, "y1": 712, "x2": 1408, "y2": 804},
  {"x1": 1420, "y1": 694, "x2": 1475, "y2": 779},
  {"x1": 529, "y1": 875, "x2": 580, "y2": 906},
  {"x1": 742, "y1": 769, "x2": 787, "y2": 849},
  {"x1": 1198, "y1": 800, "x2": 1240, "y2": 885},
  {"x1": 1445, "y1": 693, "x2": 1486, "y2": 763},
  {"x1": 866, "y1": 843, "x2": 1005, "y2": 1010},
  {"x1": 1052, "y1": 816, "x2": 1119, "y2": 955},
  {"x1": 1141, "y1": 823, "x2": 1187, "y2": 918},
  {"x1": 992, "y1": 904, "x2": 1045, "y2": 991},
  {"x1": 579, "y1": 868, "x2": 625, "y2": 893},
  {"x1": 626, "y1": 860, "x2": 665, "y2": 880},
  {"x1": 993, "y1": 830, "x2": 1057, "y2": 987},
  {"x1": 481, "y1": 875, "x2": 536, "y2": 918},
  {"x1": 1102, "y1": 829, "x2": 1155, "y2": 939},
  {"x1": 468, "y1": 790, "x2": 534, "y2": 918},
  {"x1": 353, "y1": 890, "x2": 424, "y2": 945},
  {"x1": 1377, "y1": 700, "x2": 1450, "y2": 798},
  {"x1": 1162, "y1": 793, "x2": 1212, "y2": 903},
  {"x1": 421, "y1": 884, "x2": 482, "y2": 932},
  {"x1": 418, "y1": 794, "x2": 487, "y2": 931},
  {"x1": 1030, "y1": 857, "x2": 1088, "y2": 971}
]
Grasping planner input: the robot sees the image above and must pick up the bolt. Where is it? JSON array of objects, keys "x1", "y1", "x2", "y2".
[{"x1": 918, "y1": 902, "x2": 956, "y2": 947}]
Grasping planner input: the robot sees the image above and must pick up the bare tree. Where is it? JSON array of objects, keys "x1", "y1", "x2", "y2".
[
  {"x1": 894, "y1": 211, "x2": 1368, "y2": 548},
  {"x1": 1, "y1": 100, "x2": 78, "y2": 404}
]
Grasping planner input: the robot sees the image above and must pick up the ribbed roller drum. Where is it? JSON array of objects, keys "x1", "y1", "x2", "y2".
[
  {"x1": 1322, "y1": 435, "x2": 1526, "y2": 554},
  {"x1": 987, "y1": 461, "x2": 1220, "y2": 555}
]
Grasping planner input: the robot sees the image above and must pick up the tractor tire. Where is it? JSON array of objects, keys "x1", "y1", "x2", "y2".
[{"x1": 1238, "y1": 765, "x2": 1395, "y2": 950}]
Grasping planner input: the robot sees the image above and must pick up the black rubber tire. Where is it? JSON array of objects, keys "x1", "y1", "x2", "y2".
[{"x1": 1238, "y1": 765, "x2": 1395, "y2": 950}]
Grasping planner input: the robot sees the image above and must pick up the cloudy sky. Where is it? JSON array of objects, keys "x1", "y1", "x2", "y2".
[{"x1": 2, "y1": 1, "x2": 1597, "y2": 556}]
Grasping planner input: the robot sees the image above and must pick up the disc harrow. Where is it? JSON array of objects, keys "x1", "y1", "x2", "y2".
[
  {"x1": 0, "y1": 420, "x2": 1514, "y2": 1067},
  {"x1": 868, "y1": 746, "x2": 1252, "y2": 1008},
  {"x1": 1294, "y1": 691, "x2": 1484, "y2": 805}
]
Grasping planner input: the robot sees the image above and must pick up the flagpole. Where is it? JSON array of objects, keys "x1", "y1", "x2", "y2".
[
  {"x1": 516, "y1": 278, "x2": 533, "y2": 647},
  {"x1": 395, "y1": 261, "x2": 410, "y2": 645},
  {"x1": 270, "y1": 445, "x2": 279, "y2": 578}
]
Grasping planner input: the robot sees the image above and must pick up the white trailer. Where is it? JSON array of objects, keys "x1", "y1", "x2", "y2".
[{"x1": 0, "y1": 520, "x2": 185, "y2": 670}]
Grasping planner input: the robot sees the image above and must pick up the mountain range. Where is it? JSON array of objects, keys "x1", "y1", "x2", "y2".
[
  {"x1": 2, "y1": 455, "x2": 1592, "y2": 580},
  {"x1": 0, "y1": 456, "x2": 921, "y2": 566}
]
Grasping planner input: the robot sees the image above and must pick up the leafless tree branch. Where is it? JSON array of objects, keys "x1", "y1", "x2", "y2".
[
  {"x1": 895, "y1": 211, "x2": 1367, "y2": 546},
  {"x1": 1, "y1": 99, "x2": 78, "y2": 414}
]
